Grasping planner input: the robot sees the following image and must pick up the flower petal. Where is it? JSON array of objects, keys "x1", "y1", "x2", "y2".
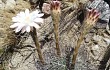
[
  {"x1": 30, "y1": 10, "x2": 42, "y2": 20},
  {"x1": 31, "y1": 10, "x2": 39, "y2": 15},
  {"x1": 10, "y1": 23, "x2": 20, "y2": 28},
  {"x1": 31, "y1": 23, "x2": 40, "y2": 29},
  {"x1": 19, "y1": 12, "x2": 25, "y2": 18},
  {"x1": 15, "y1": 29, "x2": 19, "y2": 33},
  {"x1": 12, "y1": 17, "x2": 20, "y2": 22},
  {"x1": 25, "y1": 9, "x2": 29, "y2": 16},
  {"x1": 26, "y1": 26, "x2": 31, "y2": 32},
  {"x1": 30, "y1": 13, "x2": 44, "y2": 20},
  {"x1": 36, "y1": 13, "x2": 44, "y2": 17},
  {"x1": 21, "y1": 26, "x2": 26, "y2": 33},
  {"x1": 15, "y1": 25, "x2": 24, "y2": 33},
  {"x1": 34, "y1": 18, "x2": 43, "y2": 23}
]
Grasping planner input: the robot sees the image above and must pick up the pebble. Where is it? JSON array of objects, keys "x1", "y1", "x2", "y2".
[{"x1": 5, "y1": 0, "x2": 16, "y2": 10}]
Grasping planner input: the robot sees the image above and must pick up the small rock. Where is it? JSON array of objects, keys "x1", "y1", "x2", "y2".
[
  {"x1": 103, "y1": 38, "x2": 110, "y2": 45},
  {"x1": 79, "y1": 0, "x2": 89, "y2": 4},
  {"x1": 85, "y1": 36, "x2": 91, "y2": 43},
  {"x1": 91, "y1": 45, "x2": 100, "y2": 59},
  {"x1": 103, "y1": 33, "x2": 109, "y2": 38},
  {"x1": 29, "y1": 0, "x2": 38, "y2": 4},
  {"x1": 1, "y1": 0, "x2": 7, "y2": 3},
  {"x1": 93, "y1": 35, "x2": 102, "y2": 42},
  {"x1": 0, "y1": 0, "x2": 5, "y2": 10},
  {"x1": 96, "y1": 22, "x2": 107, "y2": 29},
  {"x1": 85, "y1": 33, "x2": 94, "y2": 43},
  {"x1": 89, "y1": 29, "x2": 96, "y2": 33},
  {"x1": 5, "y1": 0, "x2": 16, "y2": 10},
  {"x1": 92, "y1": 45, "x2": 99, "y2": 51},
  {"x1": 106, "y1": 24, "x2": 110, "y2": 34}
]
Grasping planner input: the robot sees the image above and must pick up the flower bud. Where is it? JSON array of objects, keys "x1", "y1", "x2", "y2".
[{"x1": 50, "y1": 0, "x2": 61, "y2": 13}]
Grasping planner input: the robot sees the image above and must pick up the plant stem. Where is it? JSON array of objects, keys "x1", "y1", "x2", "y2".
[
  {"x1": 30, "y1": 27, "x2": 44, "y2": 64},
  {"x1": 52, "y1": 10, "x2": 61, "y2": 56},
  {"x1": 71, "y1": 23, "x2": 87, "y2": 69},
  {"x1": 72, "y1": 31, "x2": 85, "y2": 64}
]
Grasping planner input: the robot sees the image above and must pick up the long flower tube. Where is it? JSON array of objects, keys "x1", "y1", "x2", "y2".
[
  {"x1": 51, "y1": 0, "x2": 61, "y2": 56},
  {"x1": 71, "y1": 9, "x2": 100, "y2": 69},
  {"x1": 30, "y1": 27, "x2": 44, "y2": 63}
]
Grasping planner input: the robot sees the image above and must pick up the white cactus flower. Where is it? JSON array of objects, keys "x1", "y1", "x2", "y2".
[{"x1": 10, "y1": 9, "x2": 44, "y2": 33}]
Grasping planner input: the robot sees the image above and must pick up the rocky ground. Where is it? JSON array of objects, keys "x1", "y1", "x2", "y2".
[{"x1": 0, "y1": 0, "x2": 110, "y2": 70}]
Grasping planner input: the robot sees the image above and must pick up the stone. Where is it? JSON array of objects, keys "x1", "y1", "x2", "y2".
[
  {"x1": 5, "y1": 0, "x2": 16, "y2": 10},
  {"x1": 103, "y1": 38, "x2": 110, "y2": 45},
  {"x1": 0, "y1": 0, "x2": 5, "y2": 10},
  {"x1": 92, "y1": 45, "x2": 99, "y2": 51},
  {"x1": 92, "y1": 35, "x2": 102, "y2": 42},
  {"x1": 106, "y1": 24, "x2": 110, "y2": 34}
]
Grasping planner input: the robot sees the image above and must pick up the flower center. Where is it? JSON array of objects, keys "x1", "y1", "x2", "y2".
[{"x1": 24, "y1": 16, "x2": 31, "y2": 25}]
